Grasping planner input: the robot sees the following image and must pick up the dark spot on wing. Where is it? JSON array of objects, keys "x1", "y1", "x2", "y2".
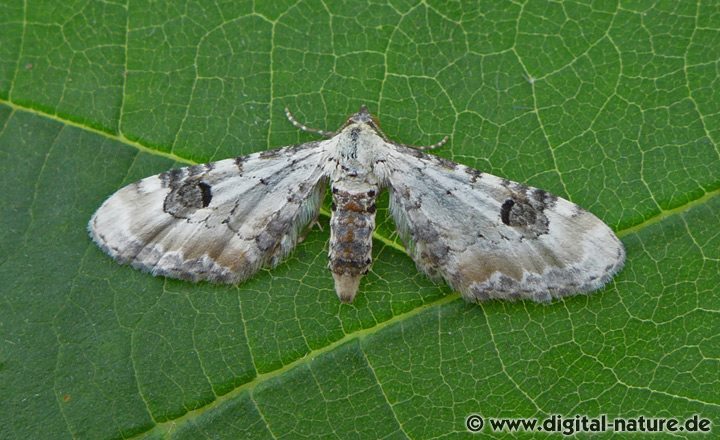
[
  {"x1": 499, "y1": 195, "x2": 549, "y2": 237},
  {"x1": 188, "y1": 164, "x2": 209, "y2": 176},
  {"x1": 532, "y1": 188, "x2": 557, "y2": 207},
  {"x1": 259, "y1": 149, "x2": 281, "y2": 159},
  {"x1": 164, "y1": 178, "x2": 213, "y2": 218},
  {"x1": 198, "y1": 181, "x2": 212, "y2": 207},
  {"x1": 571, "y1": 204, "x2": 585, "y2": 218},
  {"x1": 234, "y1": 156, "x2": 246, "y2": 171},
  {"x1": 159, "y1": 167, "x2": 185, "y2": 187},
  {"x1": 464, "y1": 167, "x2": 483, "y2": 183},
  {"x1": 500, "y1": 199, "x2": 514, "y2": 225},
  {"x1": 433, "y1": 155, "x2": 457, "y2": 170},
  {"x1": 500, "y1": 179, "x2": 529, "y2": 194}
]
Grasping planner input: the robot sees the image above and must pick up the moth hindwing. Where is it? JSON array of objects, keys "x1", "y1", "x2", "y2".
[{"x1": 89, "y1": 105, "x2": 625, "y2": 303}]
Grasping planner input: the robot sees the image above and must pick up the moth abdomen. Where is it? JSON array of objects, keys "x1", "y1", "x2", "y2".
[{"x1": 329, "y1": 183, "x2": 378, "y2": 302}]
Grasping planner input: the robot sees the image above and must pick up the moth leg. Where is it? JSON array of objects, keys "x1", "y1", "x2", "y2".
[
  {"x1": 402, "y1": 135, "x2": 449, "y2": 151},
  {"x1": 309, "y1": 217, "x2": 324, "y2": 232},
  {"x1": 284, "y1": 107, "x2": 335, "y2": 138}
]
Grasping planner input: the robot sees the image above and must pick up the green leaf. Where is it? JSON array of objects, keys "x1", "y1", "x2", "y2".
[{"x1": 1, "y1": 1, "x2": 718, "y2": 438}]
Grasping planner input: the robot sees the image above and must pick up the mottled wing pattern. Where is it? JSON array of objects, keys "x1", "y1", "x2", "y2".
[
  {"x1": 381, "y1": 145, "x2": 625, "y2": 302},
  {"x1": 89, "y1": 142, "x2": 328, "y2": 283}
]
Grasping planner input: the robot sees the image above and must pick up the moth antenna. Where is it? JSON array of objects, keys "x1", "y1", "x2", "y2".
[
  {"x1": 284, "y1": 107, "x2": 335, "y2": 138},
  {"x1": 409, "y1": 135, "x2": 449, "y2": 151}
]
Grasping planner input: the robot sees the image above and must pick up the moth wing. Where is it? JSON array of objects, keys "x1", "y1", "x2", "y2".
[
  {"x1": 89, "y1": 142, "x2": 328, "y2": 283},
  {"x1": 380, "y1": 144, "x2": 625, "y2": 302}
]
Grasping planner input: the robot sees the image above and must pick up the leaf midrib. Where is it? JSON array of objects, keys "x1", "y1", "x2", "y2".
[{"x1": 4, "y1": 98, "x2": 719, "y2": 438}]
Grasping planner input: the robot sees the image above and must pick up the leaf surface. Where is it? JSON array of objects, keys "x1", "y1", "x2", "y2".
[{"x1": 0, "y1": 1, "x2": 718, "y2": 438}]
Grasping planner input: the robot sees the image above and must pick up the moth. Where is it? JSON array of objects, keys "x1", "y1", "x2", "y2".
[{"x1": 89, "y1": 105, "x2": 625, "y2": 303}]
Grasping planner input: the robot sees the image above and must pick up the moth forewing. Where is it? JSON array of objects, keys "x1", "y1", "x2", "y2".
[
  {"x1": 89, "y1": 143, "x2": 329, "y2": 285},
  {"x1": 380, "y1": 146, "x2": 625, "y2": 302}
]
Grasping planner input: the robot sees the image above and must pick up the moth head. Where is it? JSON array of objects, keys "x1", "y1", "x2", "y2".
[{"x1": 343, "y1": 105, "x2": 386, "y2": 138}]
